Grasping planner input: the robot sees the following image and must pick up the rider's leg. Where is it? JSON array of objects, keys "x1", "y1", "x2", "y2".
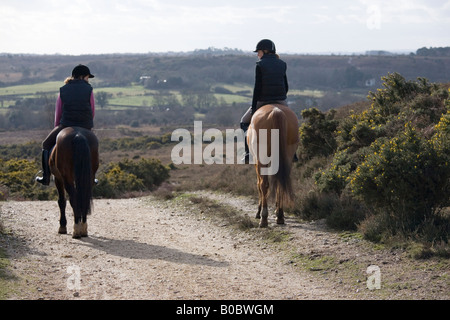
[
  {"x1": 36, "y1": 126, "x2": 63, "y2": 185},
  {"x1": 240, "y1": 106, "x2": 252, "y2": 164}
]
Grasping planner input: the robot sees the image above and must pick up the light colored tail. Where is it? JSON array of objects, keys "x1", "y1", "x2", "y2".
[{"x1": 269, "y1": 108, "x2": 294, "y2": 208}]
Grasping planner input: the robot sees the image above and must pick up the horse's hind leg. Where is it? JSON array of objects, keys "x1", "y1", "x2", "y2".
[
  {"x1": 80, "y1": 221, "x2": 88, "y2": 237},
  {"x1": 259, "y1": 175, "x2": 270, "y2": 228},
  {"x1": 65, "y1": 184, "x2": 83, "y2": 239},
  {"x1": 73, "y1": 220, "x2": 87, "y2": 238},
  {"x1": 73, "y1": 207, "x2": 88, "y2": 238},
  {"x1": 255, "y1": 177, "x2": 262, "y2": 220},
  {"x1": 275, "y1": 197, "x2": 285, "y2": 225},
  {"x1": 72, "y1": 212, "x2": 87, "y2": 238},
  {"x1": 55, "y1": 179, "x2": 67, "y2": 234},
  {"x1": 72, "y1": 213, "x2": 87, "y2": 238},
  {"x1": 80, "y1": 213, "x2": 88, "y2": 238},
  {"x1": 260, "y1": 206, "x2": 269, "y2": 228},
  {"x1": 276, "y1": 207, "x2": 285, "y2": 225}
]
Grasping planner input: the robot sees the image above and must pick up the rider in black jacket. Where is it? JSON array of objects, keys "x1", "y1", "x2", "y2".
[
  {"x1": 36, "y1": 65, "x2": 95, "y2": 185},
  {"x1": 241, "y1": 39, "x2": 289, "y2": 163}
]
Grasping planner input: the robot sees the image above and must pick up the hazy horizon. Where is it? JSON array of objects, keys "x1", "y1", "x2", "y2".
[
  {"x1": 1, "y1": 0, "x2": 449, "y2": 56},
  {"x1": 0, "y1": 47, "x2": 424, "y2": 56}
]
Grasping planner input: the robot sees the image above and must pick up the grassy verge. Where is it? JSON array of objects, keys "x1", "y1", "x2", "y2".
[
  {"x1": 0, "y1": 247, "x2": 12, "y2": 299},
  {"x1": 174, "y1": 193, "x2": 259, "y2": 231},
  {"x1": 0, "y1": 216, "x2": 18, "y2": 300}
]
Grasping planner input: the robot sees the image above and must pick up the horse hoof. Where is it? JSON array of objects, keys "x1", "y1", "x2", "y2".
[
  {"x1": 58, "y1": 227, "x2": 67, "y2": 234},
  {"x1": 74, "y1": 232, "x2": 88, "y2": 238},
  {"x1": 276, "y1": 218, "x2": 285, "y2": 225},
  {"x1": 72, "y1": 232, "x2": 87, "y2": 239},
  {"x1": 72, "y1": 233, "x2": 81, "y2": 239},
  {"x1": 73, "y1": 223, "x2": 87, "y2": 238},
  {"x1": 259, "y1": 220, "x2": 269, "y2": 228},
  {"x1": 72, "y1": 232, "x2": 88, "y2": 239}
]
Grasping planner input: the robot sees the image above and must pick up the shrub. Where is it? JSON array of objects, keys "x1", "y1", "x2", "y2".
[
  {"x1": 297, "y1": 191, "x2": 367, "y2": 231},
  {"x1": 357, "y1": 212, "x2": 391, "y2": 243},
  {"x1": 0, "y1": 185, "x2": 9, "y2": 201},
  {"x1": 0, "y1": 158, "x2": 57, "y2": 200},
  {"x1": 117, "y1": 158, "x2": 170, "y2": 189},
  {"x1": 350, "y1": 123, "x2": 450, "y2": 236},
  {"x1": 94, "y1": 164, "x2": 145, "y2": 198},
  {"x1": 0, "y1": 142, "x2": 41, "y2": 161},
  {"x1": 298, "y1": 108, "x2": 338, "y2": 160},
  {"x1": 94, "y1": 158, "x2": 170, "y2": 198},
  {"x1": 308, "y1": 74, "x2": 450, "y2": 240},
  {"x1": 314, "y1": 148, "x2": 355, "y2": 195}
]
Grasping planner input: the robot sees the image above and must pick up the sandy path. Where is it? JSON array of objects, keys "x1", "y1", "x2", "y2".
[
  {"x1": 1, "y1": 196, "x2": 339, "y2": 300},
  {"x1": 1, "y1": 192, "x2": 448, "y2": 300}
]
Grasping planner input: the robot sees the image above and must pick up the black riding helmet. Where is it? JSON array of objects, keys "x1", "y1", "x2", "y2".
[
  {"x1": 254, "y1": 39, "x2": 276, "y2": 53},
  {"x1": 72, "y1": 64, "x2": 95, "y2": 78}
]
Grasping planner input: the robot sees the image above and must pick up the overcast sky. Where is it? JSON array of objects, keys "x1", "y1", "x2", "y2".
[{"x1": 1, "y1": 0, "x2": 449, "y2": 55}]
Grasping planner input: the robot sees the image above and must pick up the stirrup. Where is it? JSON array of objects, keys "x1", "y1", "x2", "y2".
[
  {"x1": 35, "y1": 171, "x2": 50, "y2": 186},
  {"x1": 241, "y1": 153, "x2": 250, "y2": 164}
]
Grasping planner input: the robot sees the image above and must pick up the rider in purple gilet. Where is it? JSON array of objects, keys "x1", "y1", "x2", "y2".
[{"x1": 36, "y1": 64, "x2": 95, "y2": 185}]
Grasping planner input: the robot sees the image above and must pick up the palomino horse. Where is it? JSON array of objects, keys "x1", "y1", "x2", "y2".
[
  {"x1": 49, "y1": 127, "x2": 99, "y2": 238},
  {"x1": 248, "y1": 104, "x2": 299, "y2": 227}
]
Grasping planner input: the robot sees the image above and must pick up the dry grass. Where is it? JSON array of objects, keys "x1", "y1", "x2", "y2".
[{"x1": 185, "y1": 195, "x2": 259, "y2": 231}]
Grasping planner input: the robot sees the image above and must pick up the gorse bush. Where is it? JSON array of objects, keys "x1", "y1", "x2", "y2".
[
  {"x1": 0, "y1": 130, "x2": 174, "y2": 200},
  {"x1": 350, "y1": 124, "x2": 450, "y2": 235},
  {"x1": 94, "y1": 158, "x2": 170, "y2": 198},
  {"x1": 302, "y1": 73, "x2": 450, "y2": 242},
  {"x1": 298, "y1": 108, "x2": 338, "y2": 160},
  {"x1": 314, "y1": 149, "x2": 355, "y2": 195},
  {"x1": 117, "y1": 158, "x2": 170, "y2": 189},
  {"x1": 94, "y1": 164, "x2": 145, "y2": 198},
  {"x1": 0, "y1": 158, "x2": 57, "y2": 200},
  {"x1": 0, "y1": 156, "x2": 170, "y2": 200}
]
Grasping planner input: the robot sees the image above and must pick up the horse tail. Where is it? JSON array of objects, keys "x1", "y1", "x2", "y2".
[
  {"x1": 270, "y1": 108, "x2": 294, "y2": 208},
  {"x1": 73, "y1": 133, "x2": 93, "y2": 216}
]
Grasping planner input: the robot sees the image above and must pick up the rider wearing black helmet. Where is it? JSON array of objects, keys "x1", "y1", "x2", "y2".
[
  {"x1": 36, "y1": 64, "x2": 96, "y2": 185},
  {"x1": 240, "y1": 39, "x2": 289, "y2": 163}
]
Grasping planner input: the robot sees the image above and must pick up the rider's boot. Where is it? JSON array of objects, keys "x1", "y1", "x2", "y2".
[
  {"x1": 36, "y1": 149, "x2": 50, "y2": 186},
  {"x1": 240, "y1": 122, "x2": 250, "y2": 164}
]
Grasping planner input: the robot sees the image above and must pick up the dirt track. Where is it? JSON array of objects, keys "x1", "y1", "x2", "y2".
[{"x1": 1, "y1": 191, "x2": 448, "y2": 300}]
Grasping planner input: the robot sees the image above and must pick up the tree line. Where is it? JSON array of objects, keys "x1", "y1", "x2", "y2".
[{"x1": 2, "y1": 48, "x2": 450, "y2": 89}]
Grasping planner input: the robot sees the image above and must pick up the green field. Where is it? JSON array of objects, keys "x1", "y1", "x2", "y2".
[
  {"x1": 0, "y1": 81, "x2": 252, "y2": 108},
  {"x1": 0, "y1": 81, "x2": 324, "y2": 110},
  {"x1": 0, "y1": 81, "x2": 61, "y2": 97}
]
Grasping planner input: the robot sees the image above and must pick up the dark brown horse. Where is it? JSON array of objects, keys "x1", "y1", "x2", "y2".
[
  {"x1": 247, "y1": 104, "x2": 299, "y2": 227},
  {"x1": 49, "y1": 127, "x2": 99, "y2": 238}
]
